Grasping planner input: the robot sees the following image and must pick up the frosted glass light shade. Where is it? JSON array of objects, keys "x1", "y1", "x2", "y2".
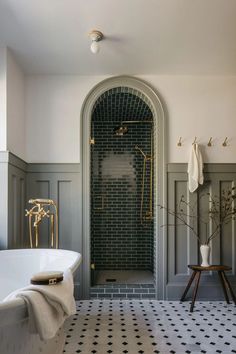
[{"x1": 91, "y1": 41, "x2": 100, "y2": 54}]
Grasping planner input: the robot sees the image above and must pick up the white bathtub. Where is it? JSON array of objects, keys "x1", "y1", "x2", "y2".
[{"x1": 0, "y1": 249, "x2": 82, "y2": 354}]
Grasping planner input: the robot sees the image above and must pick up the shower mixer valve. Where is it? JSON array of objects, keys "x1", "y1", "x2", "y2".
[{"x1": 25, "y1": 199, "x2": 59, "y2": 249}]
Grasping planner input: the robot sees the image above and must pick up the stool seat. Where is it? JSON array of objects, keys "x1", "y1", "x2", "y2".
[
  {"x1": 180, "y1": 264, "x2": 236, "y2": 312},
  {"x1": 189, "y1": 265, "x2": 232, "y2": 271}
]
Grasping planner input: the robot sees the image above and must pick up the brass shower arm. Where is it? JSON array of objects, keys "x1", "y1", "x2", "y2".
[
  {"x1": 121, "y1": 120, "x2": 153, "y2": 124},
  {"x1": 134, "y1": 145, "x2": 147, "y2": 159}
]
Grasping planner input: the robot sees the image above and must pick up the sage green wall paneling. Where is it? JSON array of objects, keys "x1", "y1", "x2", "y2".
[
  {"x1": 58, "y1": 181, "x2": 73, "y2": 250},
  {"x1": 0, "y1": 154, "x2": 81, "y2": 298},
  {"x1": 27, "y1": 167, "x2": 81, "y2": 251},
  {"x1": 0, "y1": 152, "x2": 27, "y2": 249},
  {"x1": 8, "y1": 164, "x2": 26, "y2": 248},
  {"x1": 220, "y1": 179, "x2": 234, "y2": 270},
  {"x1": 27, "y1": 165, "x2": 82, "y2": 298},
  {"x1": 2, "y1": 152, "x2": 236, "y2": 301},
  {"x1": 167, "y1": 164, "x2": 236, "y2": 300},
  {"x1": 175, "y1": 181, "x2": 188, "y2": 275},
  {"x1": 0, "y1": 157, "x2": 8, "y2": 249}
]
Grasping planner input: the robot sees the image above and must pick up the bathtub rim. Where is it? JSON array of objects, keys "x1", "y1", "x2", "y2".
[{"x1": 0, "y1": 248, "x2": 82, "y2": 328}]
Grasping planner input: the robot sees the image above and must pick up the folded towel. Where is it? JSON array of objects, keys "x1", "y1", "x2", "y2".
[
  {"x1": 188, "y1": 143, "x2": 204, "y2": 193},
  {"x1": 3, "y1": 269, "x2": 76, "y2": 340}
]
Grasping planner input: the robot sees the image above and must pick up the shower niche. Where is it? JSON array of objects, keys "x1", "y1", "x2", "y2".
[{"x1": 90, "y1": 87, "x2": 155, "y2": 293}]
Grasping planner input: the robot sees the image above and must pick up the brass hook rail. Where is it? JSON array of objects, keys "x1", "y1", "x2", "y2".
[{"x1": 177, "y1": 136, "x2": 230, "y2": 147}]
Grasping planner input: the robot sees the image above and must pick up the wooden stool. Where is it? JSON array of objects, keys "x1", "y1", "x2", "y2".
[{"x1": 180, "y1": 265, "x2": 236, "y2": 312}]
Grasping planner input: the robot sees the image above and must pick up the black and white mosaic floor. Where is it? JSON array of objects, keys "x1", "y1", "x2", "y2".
[{"x1": 64, "y1": 300, "x2": 236, "y2": 354}]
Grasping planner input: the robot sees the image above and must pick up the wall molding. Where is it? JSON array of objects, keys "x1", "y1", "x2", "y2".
[
  {"x1": 0, "y1": 152, "x2": 81, "y2": 173},
  {"x1": 3, "y1": 153, "x2": 236, "y2": 174},
  {"x1": 168, "y1": 163, "x2": 236, "y2": 173},
  {"x1": 28, "y1": 163, "x2": 80, "y2": 173},
  {"x1": 0, "y1": 151, "x2": 28, "y2": 171}
]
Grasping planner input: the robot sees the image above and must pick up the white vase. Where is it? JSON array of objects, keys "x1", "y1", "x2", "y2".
[{"x1": 200, "y1": 244, "x2": 210, "y2": 267}]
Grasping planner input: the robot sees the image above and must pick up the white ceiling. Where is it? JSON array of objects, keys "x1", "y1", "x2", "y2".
[{"x1": 0, "y1": 0, "x2": 236, "y2": 75}]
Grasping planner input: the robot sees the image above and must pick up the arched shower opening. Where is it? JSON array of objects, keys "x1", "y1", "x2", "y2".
[
  {"x1": 81, "y1": 76, "x2": 166, "y2": 299},
  {"x1": 90, "y1": 87, "x2": 154, "y2": 293}
]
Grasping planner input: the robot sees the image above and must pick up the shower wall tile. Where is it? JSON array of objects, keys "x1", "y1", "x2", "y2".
[
  {"x1": 91, "y1": 117, "x2": 154, "y2": 271},
  {"x1": 92, "y1": 88, "x2": 153, "y2": 122}
]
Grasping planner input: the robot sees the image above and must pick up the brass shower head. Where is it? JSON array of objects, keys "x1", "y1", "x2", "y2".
[{"x1": 113, "y1": 125, "x2": 128, "y2": 136}]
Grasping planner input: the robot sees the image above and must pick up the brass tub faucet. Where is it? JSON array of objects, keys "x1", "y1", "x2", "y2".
[{"x1": 25, "y1": 199, "x2": 58, "y2": 249}]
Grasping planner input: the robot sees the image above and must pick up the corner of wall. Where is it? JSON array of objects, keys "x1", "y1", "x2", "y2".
[
  {"x1": 0, "y1": 47, "x2": 7, "y2": 151},
  {"x1": 6, "y1": 48, "x2": 26, "y2": 161}
]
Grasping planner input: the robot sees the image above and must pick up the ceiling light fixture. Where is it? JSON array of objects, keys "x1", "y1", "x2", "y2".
[{"x1": 89, "y1": 30, "x2": 103, "y2": 54}]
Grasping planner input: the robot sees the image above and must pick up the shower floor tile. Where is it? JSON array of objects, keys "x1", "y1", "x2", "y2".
[
  {"x1": 95, "y1": 270, "x2": 154, "y2": 284},
  {"x1": 64, "y1": 300, "x2": 236, "y2": 354}
]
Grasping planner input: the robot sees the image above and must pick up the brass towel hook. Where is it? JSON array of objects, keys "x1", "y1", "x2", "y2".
[
  {"x1": 222, "y1": 137, "x2": 228, "y2": 147},
  {"x1": 177, "y1": 137, "x2": 182, "y2": 147},
  {"x1": 192, "y1": 137, "x2": 197, "y2": 145},
  {"x1": 207, "y1": 137, "x2": 213, "y2": 147}
]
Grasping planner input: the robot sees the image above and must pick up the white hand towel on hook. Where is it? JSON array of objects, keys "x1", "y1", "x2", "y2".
[{"x1": 188, "y1": 143, "x2": 204, "y2": 193}]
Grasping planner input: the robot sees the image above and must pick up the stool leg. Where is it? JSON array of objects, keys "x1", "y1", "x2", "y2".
[
  {"x1": 180, "y1": 271, "x2": 197, "y2": 302},
  {"x1": 190, "y1": 271, "x2": 201, "y2": 312},
  {"x1": 218, "y1": 271, "x2": 230, "y2": 304},
  {"x1": 222, "y1": 271, "x2": 236, "y2": 305}
]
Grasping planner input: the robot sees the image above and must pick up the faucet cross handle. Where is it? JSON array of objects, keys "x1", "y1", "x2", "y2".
[
  {"x1": 25, "y1": 209, "x2": 33, "y2": 217},
  {"x1": 44, "y1": 209, "x2": 51, "y2": 218}
]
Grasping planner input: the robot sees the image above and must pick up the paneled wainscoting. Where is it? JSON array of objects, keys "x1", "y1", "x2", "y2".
[
  {"x1": 167, "y1": 164, "x2": 236, "y2": 300},
  {"x1": 0, "y1": 152, "x2": 236, "y2": 300},
  {"x1": 0, "y1": 152, "x2": 27, "y2": 249},
  {"x1": 0, "y1": 151, "x2": 82, "y2": 298}
]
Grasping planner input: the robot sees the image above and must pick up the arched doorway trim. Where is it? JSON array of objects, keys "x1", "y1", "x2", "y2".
[{"x1": 81, "y1": 76, "x2": 167, "y2": 299}]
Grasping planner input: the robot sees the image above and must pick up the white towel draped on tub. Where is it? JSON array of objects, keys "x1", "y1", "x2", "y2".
[
  {"x1": 3, "y1": 269, "x2": 76, "y2": 341},
  {"x1": 188, "y1": 143, "x2": 204, "y2": 193}
]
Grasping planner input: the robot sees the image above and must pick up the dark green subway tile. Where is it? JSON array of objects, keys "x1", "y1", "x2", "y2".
[{"x1": 91, "y1": 88, "x2": 154, "y2": 270}]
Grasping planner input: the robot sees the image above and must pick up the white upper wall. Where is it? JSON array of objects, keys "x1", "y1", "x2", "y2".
[
  {"x1": 0, "y1": 48, "x2": 26, "y2": 159},
  {"x1": 25, "y1": 75, "x2": 107, "y2": 163},
  {"x1": 0, "y1": 48, "x2": 7, "y2": 151},
  {"x1": 6, "y1": 49, "x2": 25, "y2": 160},
  {"x1": 141, "y1": 75, "x2": 236, "y2": 163},
  {"x1": 25, "y1": 75, "x2": 236, "y2": 163}
]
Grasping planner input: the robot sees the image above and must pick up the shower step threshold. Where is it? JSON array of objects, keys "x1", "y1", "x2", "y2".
[
  {"x1": 90, "y1": 283, "x2": 156, "y2": 300},
  {"x1": 95, "y1": 270, "x2": 154, "y2": 284}
]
